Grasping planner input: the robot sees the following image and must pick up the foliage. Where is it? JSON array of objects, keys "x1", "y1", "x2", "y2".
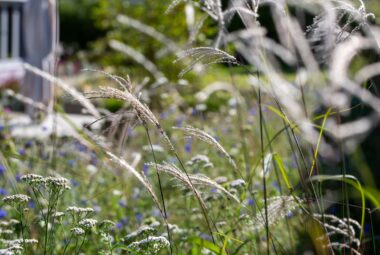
[{"x1": 1, "y1": 0, "x2": 380, "y2": 254}]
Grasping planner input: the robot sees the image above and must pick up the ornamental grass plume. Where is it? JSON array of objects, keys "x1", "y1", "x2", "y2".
[
  {"x1": 173, "y1": 126, "x2": 237, "y2": 170},
  {"x1": 148, "y1": 162, "x2": 240, "y2": 204}
]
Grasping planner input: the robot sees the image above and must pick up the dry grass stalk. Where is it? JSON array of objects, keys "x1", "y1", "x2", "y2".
[
  {"x1": 23, "y1": 63, "x2": 100, "y2": 118},
  {"x1": 4, "y1": 89, "x2": 47, "y2": 112},
  {"x1": 109, "y1": 40, "x2": 167, "y2": 83},
  {"x1": 174, "y1": 47, "x2": 238, "y2": 77},
  {"x1": 173, "y1": 126, "x2": 237, "y2": 169},
  {"x1": 252, "y1": 196, "x2": 302, "y2": 231},
  {"x1": 149, "y1": 162, "x2": 240, "y2": 204},
  {"x1": 314, "y1": 213, "x2": 362, "y2": 254},
  {"x1": 106, "y1": 151, "x2": 165, "y2": 219}
]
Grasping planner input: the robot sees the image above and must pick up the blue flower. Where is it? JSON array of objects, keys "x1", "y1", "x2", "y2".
[
  {"x1": 364, "y1": 223, "x2": 371, "y2": 234},
  {"x1": 25, "y1": 140, "x2": 33, "y2": 148},
  {"x1": 15, "y1": 173, "x2": 21, "y2": 182},
  {"x1": 116, "y1": 217, "x2": 129, "y2": 229},
  {"x1": 247, "y1": 198, "x2": 254, "y2": 206},
  {"x1": 68, "y1": 159, "x2": 76, "y2": 168},
  {"x1": 175, "y1": 115, "x2": 185, "y2": 127},
  {"x1": 185, "y1": 137, "x2": 192, "y2": 154},
  {"x1": 199, "y1": 233, "x2": 212, "y2": 241},
  {"x1": 90, "y1": 152, "x2": 98, "y2": 166},
  {"x1": 249, "y1": 107, "x2": 257, "y2": 116},
  {"x1": 160, "y1": 111, "x2": 169, "y2": 120},
  {"x1": 70, "y1": 179, "x2": 80, "y2": 187},
  {"x1": 286, "y1": 211, "x2": 293, "y2": 218},
  {"x1": 116, "y1": 221, "x2": 124, "y2": 229},
  {"x1": 0, "y1": 125, "x2": 4, "y2": 132},
  {"x1": 151, "y1": 208, "x2": 161, "y2": 217},
  {"x1": 18, "y1": 149, "x2": 26, "y2": 156},
  {"x1": 135, "y1": 213, "x2": 143, "y2": 223},
  {"x1": 75, "y1": 142, "x2": 87, "y2": 152},
  {"x1": 0, "y1": 188, "x2": 8, "y2": 196},
  {"x1": 118, "y1": 199, "x2": 127, "y2": 208},
  {"x1": 0, "y1": 208, "x2": 6, "y2": 219},
  {"x1": 0, "y1": 165, "x2": 5, "y2": 175},
  {"x1": 143, "y1": 164, "x2": 149, "y2": 176},
  {"x1": 28, "y1": 201, "x2": 36, "y2": 209}
]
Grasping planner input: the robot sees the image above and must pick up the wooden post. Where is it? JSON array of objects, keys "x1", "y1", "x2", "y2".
[
  {"x1": 0, "y1": 5, "x2": 8, "y2": 58},
  {"x1": 21, "y1": 0, "x2": 58, "y2": 118}
]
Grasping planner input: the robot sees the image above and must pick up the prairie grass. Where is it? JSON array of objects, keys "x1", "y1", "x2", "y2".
[{"x1": 0, "y1": 0, "x2": 379, "y2": 254}]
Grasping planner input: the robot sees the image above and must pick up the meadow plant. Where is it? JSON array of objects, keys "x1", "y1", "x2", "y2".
[{"x1": 1, "y1": 0, "x2": 380, "y2": 254}]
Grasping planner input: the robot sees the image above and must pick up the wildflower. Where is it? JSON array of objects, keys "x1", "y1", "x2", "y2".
[
  {"x1": 28, "y1": 201, "x2": 35, "y2": 209},
  {"x1": 7, "y1": 245, "x2": 23, "y2": 253},
  {"x1": 116, "y1": 221, "x2": 124, "y2": 229},
  {"x1": 0, "y1": 165, "x2": 5, "y2": 176},
  {"x1": 0, "y1": 189, "x2": 7, "y2": 196},
  {"x1": 160, "y1": 111, "x2": 169, "y2": 120},
  {"x1": 0, "y1": 229, "x2": 12, "y2": 235},
  {"x1": 53, "y1": 212, "x2": 65, "y2": 218},
  {"x1": 247, "y1": 198, "x2": 255, "y2": 206},
  {"x1": 127, "y1": 236, "x2": 170, "y2": 253},
  {"x1": 66, "y1": 206, "x2": 94, "y2": 214},
  {"x1": 68, "y1": 159, "x2": 76, "y2": 168},
  {"x1": 20, "y1": 174, "x2": 45, "y2": 186},
  {"x1": 86, "y1": 164, "x2": 97, "y2": 175},
  {"x1": 24, "y1": 140, "x2": 33, "y2": 148},
  {"x1": 215, "y1": 176, "x2": 228, "y2": 184},
  {"x1": 230, "y1": 179, "x2": 246, "y2": 188},
  {"x1": 0, "y1": 209, "x2": 6, "y2": 219},
  {"x1": 78, "y1": 218, "x2": 98, "y2": 230},
  {"x1": 45, "y1": 177, "x2": 71, "y2": 191},
  {"x1": 70, "y1": 227, "x2": 85, "y2": 236},
  {"x1": 118, "y1": 200, "x2": 127, "y2": 208},
  {"x1": 135, "y1": 213, "x2": 143, "y2": 223},
  {"x1": 3, "y1": 194, "x2": 30, "y2": 206},
  {"x1": 18, "y1": 149, "x2": 26, "y2": 156},
  {"x1": 123, "y1": 225, "x2": 157, "y2": 244},
  {"x1": 70, "y1": 179, "x2": 79, "y2": 187},
  {"x1": 185, "y1": 138, "x2": 192, "y2": 154},
  {"x1": 15, "y1": 174, "x2": 21, "y2": 182},
  {"x1": 143, "y1": 164, "x2": 149, "y2": 175}
]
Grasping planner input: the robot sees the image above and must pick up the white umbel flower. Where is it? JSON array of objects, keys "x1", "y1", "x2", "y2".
[
  {"x1": 71, "y1": 227, "x2": 85, "y2": 236},
  {"x1": 78, "y1": 218, "x2": 98, "y2": 230},
  {"x1": 3, "y1": 194, "x2": 31, "y2": 205}
]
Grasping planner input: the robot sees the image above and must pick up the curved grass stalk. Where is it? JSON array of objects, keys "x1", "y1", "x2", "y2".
[{"x1": 310, "y1": 174, "x2": 366, "y2": 241}]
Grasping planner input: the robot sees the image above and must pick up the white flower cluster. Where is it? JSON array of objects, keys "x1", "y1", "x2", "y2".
[
  {"x1": 70, "y1": 227, "x2": 85, "y2": 236},
  {"x1": 78, "y1": 218, "x2": 98, "y2": 230},
  {"x1": 0, "y1": 248, "x2": 13, "y2": 255},
  {"x1": 53, "y1": 212, "x2": 65, "y2": 218},
  {"x1": 0, "y1": 238, "x2": 38, "y2": 254},
  {"x1": 20, "y1": 174, "x2": 71, "y2": 191},
  {"x1": 0, "y1": 220, "x2": 19, "y2": 228},
  {"x1": 66, "y1": 207, "x2": 94, "y2": 214},
  {"x1": 0, "y1": 229, "x2": 13, "y2": 235},
  {"x1": 20, "y1": 174, "x2": 45, "y2": 186},
  {"x1": 3, "y1": 194, "x2": 30, "y2": 205},
  {"x1": 127, "y1": 236, "x2": 170, "y2": 253},
  {"x1": 45, "y1": 177, "x2": 71, "y2": 191},
  {"x1": 4, "y1": 245, "x2": 22, "y2": 254}
]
